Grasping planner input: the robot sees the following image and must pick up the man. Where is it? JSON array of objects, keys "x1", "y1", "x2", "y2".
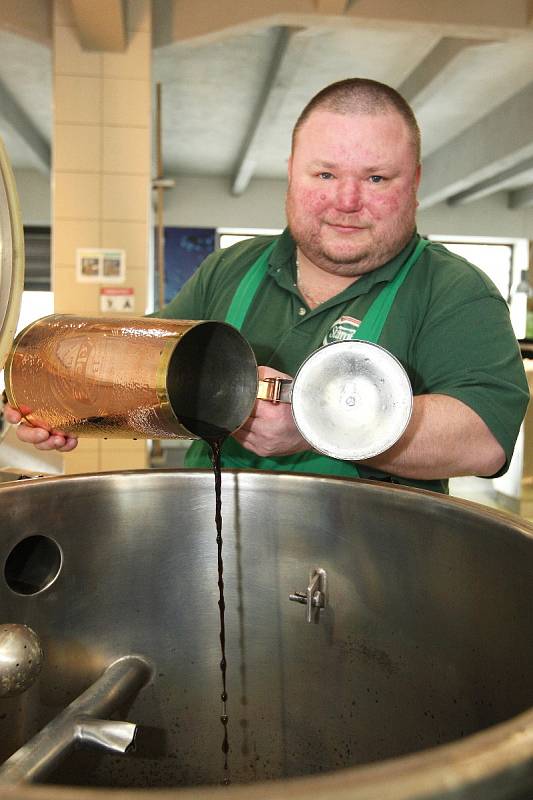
[{"x1": 6, "y1": 78, "x2": 529, "y2": 493}]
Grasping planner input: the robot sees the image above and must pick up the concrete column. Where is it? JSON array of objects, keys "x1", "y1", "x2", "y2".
[{"x1": 52, "y1": 0, "x2": 152, "y2": 474}]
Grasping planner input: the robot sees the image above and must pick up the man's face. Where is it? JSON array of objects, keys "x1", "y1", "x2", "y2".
[{"x1": 286, "y1": 109, "x2": 421, "y2": 276}]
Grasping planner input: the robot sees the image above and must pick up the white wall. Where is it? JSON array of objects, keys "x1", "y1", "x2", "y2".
[
  {"x1": 12, "y1": 168, "x2": 533, "y2": 242},
  {"x1": 418, "y1": 192, "x2": 533, "y2": 240},
  {"x1": 14, "y1": 168, "x2": 51, "y2": 225},
  {"x1": 162, "y1": 175, "x2": 287, "y2": 230},
  {"x1": 165, "y1": 176, "x2": 533, "y2": 241}
]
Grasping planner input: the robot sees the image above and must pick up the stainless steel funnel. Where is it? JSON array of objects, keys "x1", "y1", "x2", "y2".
[{"x1": 258, "y1": 340, "x2": 413, "y2": 460}]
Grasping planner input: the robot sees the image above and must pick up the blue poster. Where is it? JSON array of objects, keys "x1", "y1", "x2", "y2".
[{"x1": 158, "y1": 226, "x2": 215, "y2": 307}]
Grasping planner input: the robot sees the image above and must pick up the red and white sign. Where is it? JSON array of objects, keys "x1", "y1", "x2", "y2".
[{"x1": 100, "y1": 287, "x2": 135, "y2": 312}]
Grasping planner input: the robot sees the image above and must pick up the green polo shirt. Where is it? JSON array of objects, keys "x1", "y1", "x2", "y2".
[{"x1": 157, "y1": 228, "x2": 529, "y2": 493}]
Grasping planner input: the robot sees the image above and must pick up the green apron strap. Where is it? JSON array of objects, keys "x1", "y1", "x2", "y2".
[
  {"x1": 188, "y1": 235, "x2": 429, "y2": 477},
  {"x1": 226, "y1": 236, "x2": 430, "y2": 342},
  {"x1": 225, "y1": 240, "x2": 277, "y2": 329},
  {"x1": 355, "y1": 237, "x2": 430, "y2": 343}
]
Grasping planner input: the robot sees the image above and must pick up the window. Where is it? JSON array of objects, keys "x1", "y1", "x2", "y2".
[
  {"x1": 0, "y1": 290, "x2": 54, "y2": 396},
  {"x1": 23, "y1": 226, "x2": 51, "y2": 291},
  {"x1": 216, "y1": 227, "x2": 282, "y2": 250},
  {"x1": 428, "y1": 235, "x2": 528, "y2": 338},
  {"x1": 1, "y1": 227, "x2": 53, "y2": 396}
]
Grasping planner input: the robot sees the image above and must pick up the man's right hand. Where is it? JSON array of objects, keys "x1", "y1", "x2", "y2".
[{"x1": 3, "y1": 404, "x2": 78, "y2": 452}]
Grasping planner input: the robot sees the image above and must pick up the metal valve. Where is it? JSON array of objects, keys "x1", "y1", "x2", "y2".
[{"x1": 289, "y1": 568, "x2": 327, "y2": 623}]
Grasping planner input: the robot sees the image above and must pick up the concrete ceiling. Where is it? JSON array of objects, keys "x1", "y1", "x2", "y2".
[{"x1": 3, "y1": 0, "x2": 533, "y2": 209}]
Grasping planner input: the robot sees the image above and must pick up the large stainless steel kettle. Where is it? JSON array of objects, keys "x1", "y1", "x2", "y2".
[{"x1": 0, "y1": 470, "x2": 533, "y2": 799}]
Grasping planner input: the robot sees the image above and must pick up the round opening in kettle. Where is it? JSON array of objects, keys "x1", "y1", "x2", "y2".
[{"x1": 4, "y1": 535, "x2": 62, "y2": 596}]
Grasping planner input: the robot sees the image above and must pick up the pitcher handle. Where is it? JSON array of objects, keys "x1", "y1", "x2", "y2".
[{"x1": 257, "y1": 378, "x2": 293, "y2": 404}]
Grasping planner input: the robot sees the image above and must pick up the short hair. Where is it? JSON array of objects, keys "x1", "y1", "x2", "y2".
[{"x1": 292, "y1": 78, "x2": 421, "y2": 163}]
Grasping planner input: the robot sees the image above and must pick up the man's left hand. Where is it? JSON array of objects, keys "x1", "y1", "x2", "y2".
[{"x1": 232, "y1": 366, "x2": 309, "y2": 457}]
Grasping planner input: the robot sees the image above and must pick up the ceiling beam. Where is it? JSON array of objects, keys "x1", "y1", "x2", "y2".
[
  {"x1": 70, "y1": 0, "x2": 127, "y2": 52},
  {"x1": 0, "y1": 79, "x2": 50, "y2": 172},
  {"x1": 447, "y1": 156, "x2": 533, "y2": 205},
  {"x1": 419, "y1": 80, "x2": 533, "y2": 208},
  {"x1": 314, "y1": 0, "x2": 351, "y2": 12},
  {"x1": 153, "y1": 0, "x2": 532, "y2": 49},
  {"x1": 508, "y1": 185, "x2": 533, "y2": 209},
  {"x1": 399, "y1": 37, "x2": 496, "y2": 107},
  {"x1": 231, "y1": 26, "x2": 304, "y2": 196},
  {"x1": 0, "y1": 0, "x2": 52, "y2": 46}
]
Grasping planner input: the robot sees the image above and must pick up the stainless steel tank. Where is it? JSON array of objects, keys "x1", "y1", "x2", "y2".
[{"x1": 1, "y1": 470, "x2": 533, "y2": 800}]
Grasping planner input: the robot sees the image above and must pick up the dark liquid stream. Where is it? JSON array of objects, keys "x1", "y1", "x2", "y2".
[{"x1": 209, "y1": 438, "x2": 230, "y2": 785}]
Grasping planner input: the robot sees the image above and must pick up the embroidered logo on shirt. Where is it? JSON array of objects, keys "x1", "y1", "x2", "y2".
[{"x1": 324, "y1": 315, "x2": 361, "y2": 344}]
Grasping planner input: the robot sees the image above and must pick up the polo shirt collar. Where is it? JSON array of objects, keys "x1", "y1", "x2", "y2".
[{"x1": 267, "y1": 227, "x2": 420, "y2": 300}]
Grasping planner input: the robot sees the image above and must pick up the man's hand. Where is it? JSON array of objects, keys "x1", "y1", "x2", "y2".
[
  {"x1": 232, "y1": 366, "x2": 309, "y2": 457},
  {"x1": 3, "y1": 404, "x2": 78, "y2": 452}
]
